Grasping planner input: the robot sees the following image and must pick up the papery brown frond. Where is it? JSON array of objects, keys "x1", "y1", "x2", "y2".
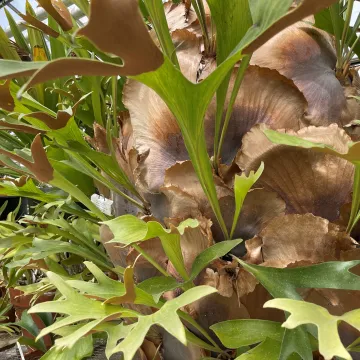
[
  {"x1": 123, "y1": 29, "x2": 203, "y2": 192},
  {"x1": 163, "y1": 161, "x2": 232, "y2": 212},
  {"x1": 124, "y1": 79, "x2": 187, "y2": 192},
  {"x1": 188, "y1": 267, "x2": 250, "y2": 332},
  {"x1": 78, "y1": 0, "x2": 163, "y2": 75},
  {"x1": 37, "y1": 0, "x2": 73, "y2": 31},
  {"x1": 160, "y1": 330, "x2": 207, "y2": 360},
  {"x1": 251, "y1": 23, "x2": 350, "y2": 126},
  {"x1": 29, "y1": 96, "x2": 84, "y2": 130},
  {"x1": 237, "y1": 124, "x2": 354, "y2": 221},
  {"x1": 244, "y1": 0, "x2": 339, "y2": 54},
  {"x1": 164, "y1": 1, "x2": 203, "y2": 38},
  {"x1": 99, "y1": 224, "x2": 128, "y2": 268},
  {"x1": 244, "y1": 214, "x2": 356, "y2": 267},
  {"x1": 0, "y1": 80, "x2": 14, "y2": 111},
  {"x1": 206, "y1": 189, "x2": 286, "y2": 250}
]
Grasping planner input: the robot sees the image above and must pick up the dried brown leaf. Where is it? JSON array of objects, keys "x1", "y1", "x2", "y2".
[
  {"x1": 37, "y1": 0, "x2": 72, "y2": 31},
  {"x1": 252, "y1": 23, "x2": 349, "y2": 125},
  {"x1": 0, "y1": 134, "x2": 53, "y2": 182},
  {"x1": 77, "y1": 0, "x2": 163, "y2": 75},
  {"x1": 244, "y1": 0, "x2": 339, "y2": 54},
  {"x1": 20, "y1": 12, "x2": 59, "y2": 37},
  {"x1": 245, "y1": 214, "x2": 355, "y2": 267},
  {"x1": 237, "y1": 124, "x2": 354, "y2": 221},
  {"x1": 0, "y1": 80, "x2": 14, "y2": 111}
]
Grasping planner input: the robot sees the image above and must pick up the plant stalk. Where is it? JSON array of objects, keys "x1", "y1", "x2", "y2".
[
  {"x1": 216, "y1": 55, "x2": 251, "y2": 168},
  {"x1": 132, "y1": 243, "x2": 169, "y2": 277},
  {"x1": 341, "y1": 0, "x2": 355, "y2": 55}
]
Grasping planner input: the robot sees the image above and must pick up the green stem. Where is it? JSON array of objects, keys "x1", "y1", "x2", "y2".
[
  {"x1": 347, "y1": 164, "x2": 360, "y2": 233},
  {"x1": 190, "y1": 137, "x2": 229, "y2": 239},
  {"x1": 343, "y1": 34, "x2": 360, "y2": 68},
  {"x1": 111, "y1": 186, "x2": 147, "y2": 212},
  {"x1": 50, "y1": 171, "x2": 109, "y2": 222},
  {"x1": 144, "y1": 0, "x2": 180, "y2": 68},
  {"x1": 112, "y1": 76, "x2": 118, "y2": 134},
  {"x1": 341, "y1": 0, "x2": 354, "y2": 55},
  {"x1": 330, "y1": 3, "x2": 343, "y2": 71},
  {"x1": 179, "y1": 310, "x2": 223, "y2": 352},
  {"x1": 216, "y1": 55, "x2": 251, "y2": 168},
  {"x1": 191, "y1": 0, "x2": 210, "y2": 53},
  {"x1": 159, "y1": 235, "x2": 190, "y2": 282},
  {"x1": 132, "y1": 243, "x2": 169, "y2": 277}
]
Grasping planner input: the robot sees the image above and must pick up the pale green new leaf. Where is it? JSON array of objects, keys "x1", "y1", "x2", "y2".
[
  {"x1": 111, "y1": 286, "x2": 217, "y2": 360},
  {"x1": 67, "y1": 261, "x2": 156, "y2": 307},
  {"x1": 0, "y1": 178, "x2": 62, "y2": 203},
  {"x1": 29, "y1": 272, "x2": 138, "y2": 340},
  {"x1": 94, "y1": 322, "x2": 135, "y2": 359},
  {"x1": 41, "y1": 335, "x2": 93, "y2": 360},
  {"x1": 230, "y1": 162, "x2": 264, "y2": 237},
  {"x1": 103, "y1": 215, "x2": 198, "y2": 245},
  {"x1": 264, "y1": 299, "x2": 360, "y2": 360},
  {"x1": 264, "y1": 128, "x2": 360, "y2": 164},
  {"x1": 138, "y1": 239, "x2": 243, "y2": 302}
]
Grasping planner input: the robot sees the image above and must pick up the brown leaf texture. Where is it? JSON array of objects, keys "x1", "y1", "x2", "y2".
[
  {"x1": 205, "y1": 65, "x2": 309, "y2": 163},
  {"x1": 0, "y1": 80, "x2": 14, "y2": 111},
  {"x1": 37, "y1": 0, "x2": 73, "y2": 31},
  {"x1": 244, "y1": 0, "x2": 339, "y2": 54},
  {"x1": 206, "y1": 189, "x2": 286, "y2": 253},
  {"x1": 127, "y1": 237, "x2": 167, "y2": 282},
  {"x1": 0, "y1": 134, "x2": 53, "y2": 182},
  {"x1": 28, "y1": 95, "x2": 85, "y2": 129},
  {"x1": 125, "y1": 63, "x2": 308, "y2": 191},
  {"x1": 123, "y1": 30, "x2": 203, "y2": 192},
  {"x1": 77, "y1": 0, "x2": 163, "y2": 76},
  {"x1": 104, "y1": 266, "x2": 136, "y2": 305},
  {"x1": 251, "y1": 23, "x2": 350, "y2": 125},
  {"x1": 244, "y1": 214, "x2": 356, "y2": 267},
  {"x1": 237, "y1": 124, "x2": 354, "y2": 221},
  {"x1": 19, "y1": 11, "x2": 59, "y2": 38}
]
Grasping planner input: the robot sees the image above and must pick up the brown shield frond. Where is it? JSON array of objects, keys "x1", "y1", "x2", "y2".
[
  {"x1": 251, "y1": 23, "x2": 350, "y2": 126},
  {"x1": 206, "y1": 189, "x2": 286, "y2": 254},
  {"x1": 123, "y1": 30, "x2": 203, "y2": 192},
  {"x1": 244, "y1": 0, "x2": 339, "y2": 54},
  {"x1": 237, "y1": 124, "x2": 354, "y2": 221},
  {"x1": 204, "y1": 65, "x2": 309, "y2": 164},
  {"x1": 244, "y1": 214, "x2": 356, "y2": 267}
]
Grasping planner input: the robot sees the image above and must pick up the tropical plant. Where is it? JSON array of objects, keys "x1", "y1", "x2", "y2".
[{"x1": 0, "y1": 0, "x2": 360, "y2": 359}]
